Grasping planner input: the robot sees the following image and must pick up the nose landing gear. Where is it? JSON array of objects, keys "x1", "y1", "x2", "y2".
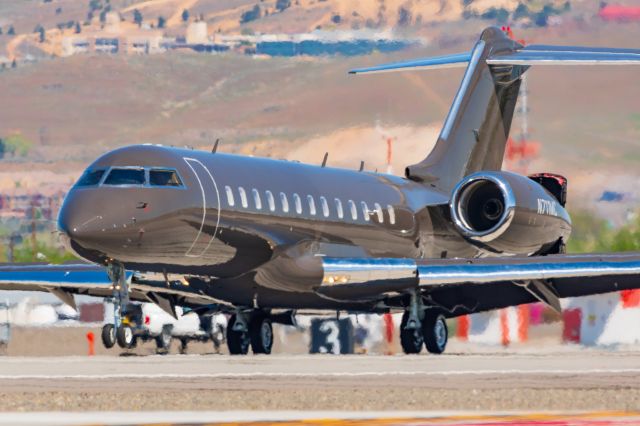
[{"x1": 104, "y1": 262, "x2": 137, "y2": 349}]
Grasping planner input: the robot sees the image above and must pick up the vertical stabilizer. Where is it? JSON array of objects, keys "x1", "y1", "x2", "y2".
[
  {"x1": 404, "y1": 27, "x2": 524, "y2": 191},
  {"x1": 350, "y1": 26, "x2": 640, "y2": 192}
]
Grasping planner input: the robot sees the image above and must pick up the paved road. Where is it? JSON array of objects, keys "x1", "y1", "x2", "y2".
[{"x1": 0, "y1": 352, "x2": 637, "y2": 411}]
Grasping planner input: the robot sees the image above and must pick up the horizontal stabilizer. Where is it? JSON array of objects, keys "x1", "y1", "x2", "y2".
[
  {"x1": 350, "y1": 44, "x2": 640, "y2": 75},
  {"x1": 349, "y1": 52, "x2": 471, "y2": 75},
  {"x1": 488, "y1": 45, "x2": 640, "y2": 66}
]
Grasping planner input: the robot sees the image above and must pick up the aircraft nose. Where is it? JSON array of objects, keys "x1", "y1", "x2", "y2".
[{"x1": 57, "y1": 202, "x2": 104, "y2": 241}]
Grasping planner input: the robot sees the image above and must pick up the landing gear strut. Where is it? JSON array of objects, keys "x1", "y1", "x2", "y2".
[{"x1": 106, "y1": 262, "x2": 135, "y2": 349}]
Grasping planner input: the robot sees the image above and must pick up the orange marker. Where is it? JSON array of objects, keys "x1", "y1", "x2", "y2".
[{"x1": 86, "y1": 331, "x2": 95, "y2": 356}]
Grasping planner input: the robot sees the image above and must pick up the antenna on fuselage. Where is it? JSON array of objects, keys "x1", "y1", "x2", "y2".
[
  {"x1": 359, "y1": 161, "x2": 365, "y2": 172},
  {"x1": 212, "y1": 139, "x2": 220, "y2": 153},
  {"x1": 321, "y1": 152, "x2": 328, "y2": 167}
]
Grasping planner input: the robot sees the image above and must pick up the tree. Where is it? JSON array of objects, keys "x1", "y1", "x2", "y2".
[
  {"x1": 89, "y1": 0, "x2": 101, "y2": 12},
  {"x1": 275, "y1": 0, "x2": 291, "y2": 12},
  {"x1": 513, "y1": 3, "x2": 529, "y2": 20},
  {"x1": 397, "y1": 6, "x2": 411, "y2": 26},
  {"x1": 0, "y1": 134, "x2": 32, "y2": 157},
  {"x1": 331, "y1": 14, "x2": 341, "y2": 24},
  {"x1": 182, "y1": 8, "x2": 190, "y2": 22},
  {"x1": 75, "y1": 21, "x2": 82, "y2": 33},
  {"x1": 534, "y1": 10, "x2": 548, "y2": 27},
  {"x1": 7, "y1": 26, "x2": 15, "y2": 36},
  {"x1": 133, "y1": 9, "x2": 143, "y2": 27},
  {"x1": 158, "y1": 16, "x2": 166, "y2": 28},
  {"x1": 34, "y1": 25, "x2": 46, "y2": 42},
  {"x1": 240, "y1": 5, "x2": 261, "y2": 23}
]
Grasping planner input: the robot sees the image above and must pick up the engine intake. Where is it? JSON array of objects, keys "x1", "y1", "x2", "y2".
[
  {"x1": 452, "y1": 174, "x2": 515, "y2": 241},
  {"x1": 450, "y1": 171, "x2": 571, "y2": 255}
]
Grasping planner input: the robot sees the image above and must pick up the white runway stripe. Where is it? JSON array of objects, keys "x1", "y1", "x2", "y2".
[{"x1": 0, "y1": 368, "x2": 639, "y2": 380}]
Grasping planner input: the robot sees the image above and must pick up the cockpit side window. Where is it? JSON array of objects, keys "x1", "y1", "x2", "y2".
[
  {"x1": 103, "y1": 168, "x2": 146, "y2": 186},
  {"x1": 149, "y1": 169, "x2": 182, "y2": 187},
  {"x1": 76, "y1": 169, "x2": 106, "y2": 187}
]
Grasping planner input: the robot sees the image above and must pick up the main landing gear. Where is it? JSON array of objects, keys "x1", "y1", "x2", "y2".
[
  {"x1": 227, "y1": 310, "x2": 282, "y2": 355},
  {"x1": 399, "y1": 290, "x2": 448, "y2": 355},
  {"x1": 226, "y1": 311, "x2": 274, "y2": 355}
]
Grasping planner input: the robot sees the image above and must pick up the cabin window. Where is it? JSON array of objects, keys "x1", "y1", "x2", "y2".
[
  {"x1": 103, "y1": 168, "x2": 146, "y2": 186},
  {"x1": 320, "y1": 196, "x2": 330, "y2": 217},
  {"x1": 387, "y1": 205, "x2": 396, "y2": 225},
  {"x1": 293, "y1": 193, "x2": 302, "y2": 214},
  {"x1": 361, "y1": 201, "x2": 370, "y2": 222},
  {"x1": 335, "y1": 198, "x2": 344, "y2": 219},
  {"x1": 348, "y1": 200, "x2": 358, "y2": 220},
  {"x1": 280, "y1": 192, "x2": 289, "y2": 213},
  {"x1": 374, "y1": 203, "x2": 384, "y2": 223},
  {"x1": 252, "y1": 188, "x2": 262, "y2": 210},
  {"x1": 76, "y1": 169, "x2": 105, "y2": 187},
  {"x1": 238, "y1": 187, "x2": 248, "y2": 208},
  {"x1": 265, "y1": 190, "x2": 276, "y2": 212},
  {"x1": 307, "y1": 195, "x2": 316, "y2": 216},
  {"x1": 225, "y1": 186, "x2": 235, "y2": 207},
  {"x1": 149, "y1": 169, "x2": 182, "y2": 187}
]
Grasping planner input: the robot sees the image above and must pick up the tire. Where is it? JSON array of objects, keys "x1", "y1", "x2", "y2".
[
  {"x1": 155, "y1": 325, "x2": 172, "y2": 352},
  {"x1": 101, "y1": 324, "x2": 116, "y2": 349},
  {"x1": 116, "y1": 325, "x2": 135, "y2": 349},
  {"x1": 422, "y1": 311, "x2": 448, "y2": 354},
  {"x1": 249, "y1": 316, "x2": 273, "y2": 355},
  {"x1": 226, "y1": 314, "x2": 250, "y2": 355},
  {"x1": 400, "y1": 311, "x2": 423, "y2": 354}
]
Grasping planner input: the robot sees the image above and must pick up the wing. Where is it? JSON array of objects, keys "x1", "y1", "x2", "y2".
[
  {"x1": 317, "y1": 253, "x2": 640, "y2": 316},
  {"x1": 0, "y1": 263, "x2": 228, "y2": 314}
]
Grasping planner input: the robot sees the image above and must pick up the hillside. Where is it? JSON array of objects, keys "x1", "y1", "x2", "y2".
[{"x1": 0, "y1": 1, "x2": 640, "y2": 221}]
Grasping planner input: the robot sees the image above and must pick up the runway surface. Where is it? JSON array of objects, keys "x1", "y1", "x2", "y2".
[
  {"x1": 1, "y1": 410, "x2": 640, "y2": 426},
  {"x1": 0, "y1": 350, "x2": 638, "y2": 412}
]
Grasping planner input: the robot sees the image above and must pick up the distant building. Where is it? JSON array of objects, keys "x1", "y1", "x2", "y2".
[
  {"x1": 186, "y1": 21, "x2": 208, "y2": 44},
  {"x1": 61, "y1": 37, "x2": 90, "y2": 57}
]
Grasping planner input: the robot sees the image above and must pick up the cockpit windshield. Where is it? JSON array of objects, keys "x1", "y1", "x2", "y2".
[
  {"x1": 74, "y1": 167, "x2": 184, "y2": 188},
  {"x1": 103, "y1": 168, "x2": 146, "y2": 186},
  {"x1": 149, "y1": 169, "x2": 182, "y2": 187},
  {"x1": 76, "y1": 169, "x2": 106, "y2": 187}
]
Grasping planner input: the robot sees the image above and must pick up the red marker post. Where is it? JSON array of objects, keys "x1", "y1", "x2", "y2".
[{"x1": 86, "y1": 331, "x2": 95, "y2": 356}]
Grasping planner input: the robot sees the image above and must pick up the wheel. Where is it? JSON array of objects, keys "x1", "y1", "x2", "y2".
[
  {"x1": 116, "y1": 325, "x2": 135, "y2": 349},
  {"x1": 249, "y1": 315, "x2": 273, "y2": 354},
  {"x1": 400, "y1": 311, "x2": 423, "y2": 354},
  {"x1": 155, "y1": 325, "x2": 172, "y2": 352},
  {"x1": 226, "y1": 314, "x2": 250, "y2": 355},
  {"x1": 422, "y1": 310, "x2": 448, "y2": 354},
  {"x1": 101, "y1": 324, "x2": 116, "y2": 349}
]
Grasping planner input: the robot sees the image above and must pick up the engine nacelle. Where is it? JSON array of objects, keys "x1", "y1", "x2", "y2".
[{"x1": 450, "y1": 171, "x2": 572, "y2": 255}]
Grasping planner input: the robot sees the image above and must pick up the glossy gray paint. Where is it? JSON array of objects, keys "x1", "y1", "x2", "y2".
[{"x1": 51, "y1": 25, "x2": 640, "y2": 313}]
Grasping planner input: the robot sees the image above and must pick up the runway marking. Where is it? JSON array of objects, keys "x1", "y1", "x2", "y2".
[
  {"x1": 0, "y1": 411, "x2": 638, "y2": 426},
  {"x1": 0, "y1": 368, "x2": 638, "y2": 380}
]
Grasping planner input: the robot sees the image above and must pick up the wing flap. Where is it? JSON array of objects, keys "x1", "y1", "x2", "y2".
[{"x1": 319, "y1": 254, "x2": 640, "y2": 315}]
